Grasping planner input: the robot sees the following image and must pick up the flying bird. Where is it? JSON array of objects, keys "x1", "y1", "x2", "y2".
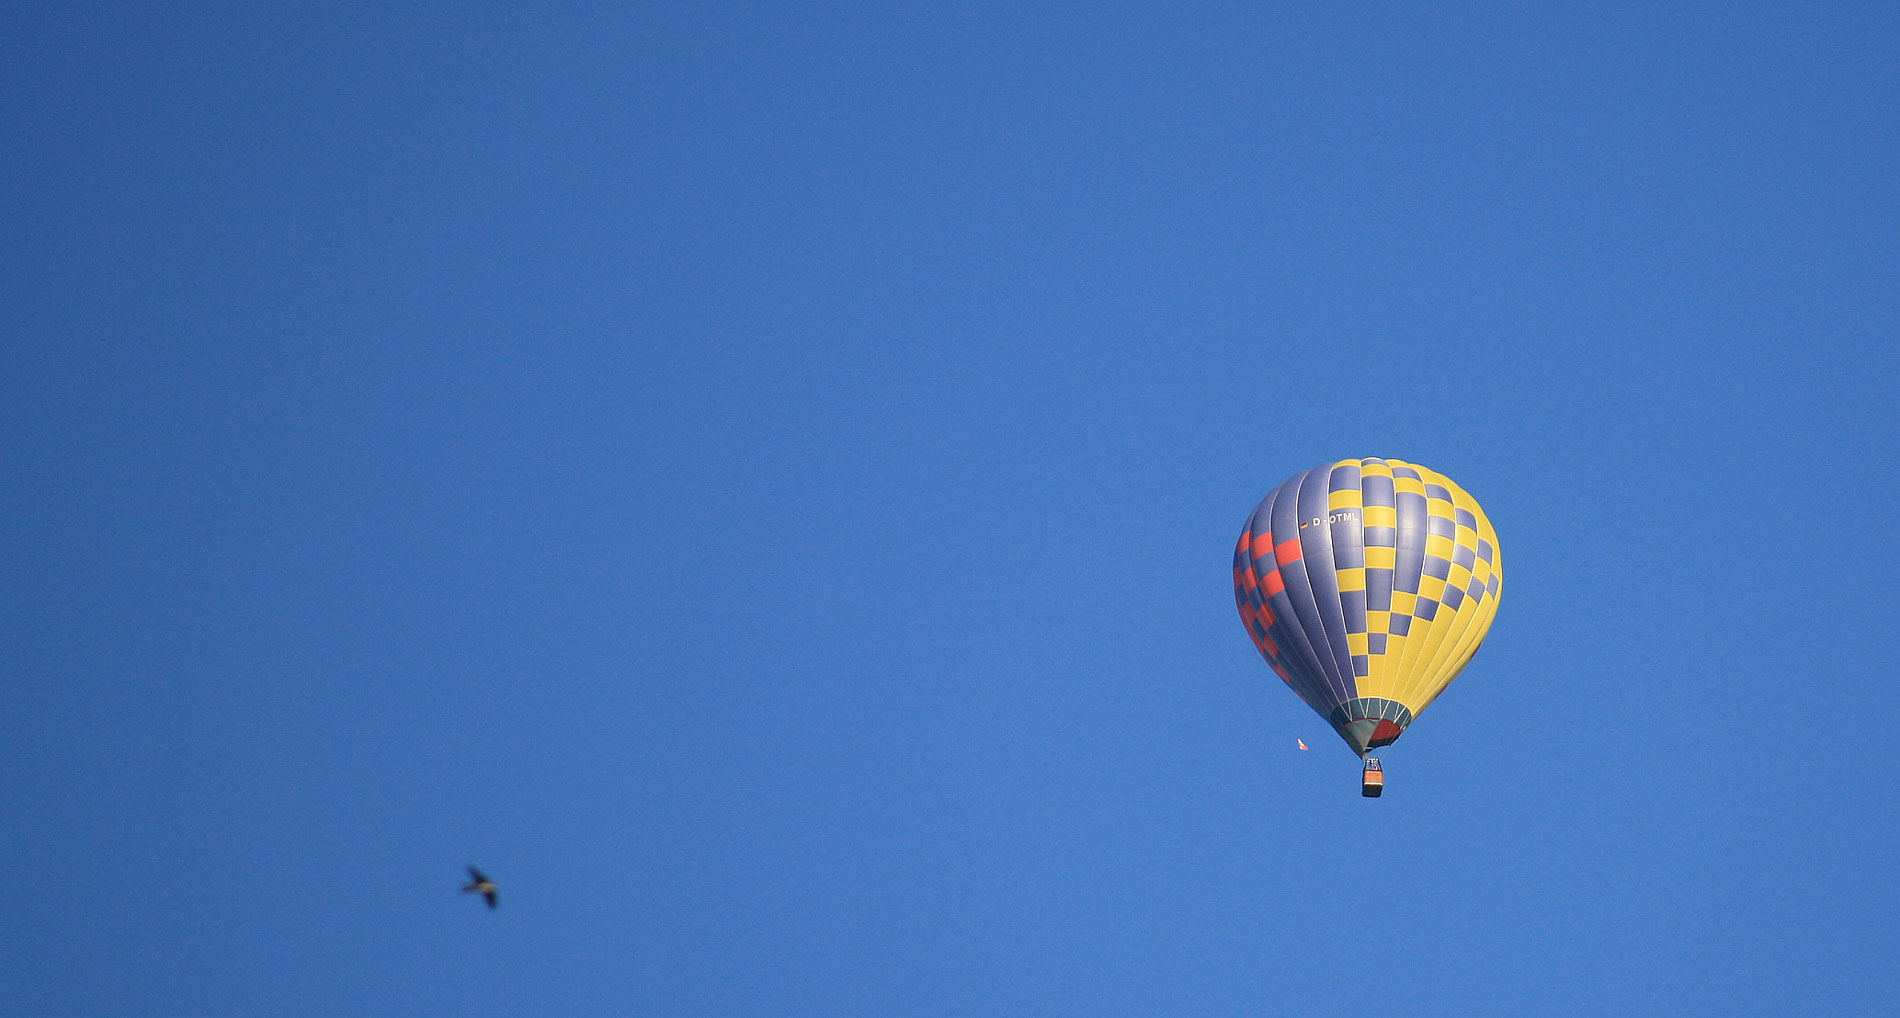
[{"x1": 463, "y1": 866, "x2": 498, "y2": 909}]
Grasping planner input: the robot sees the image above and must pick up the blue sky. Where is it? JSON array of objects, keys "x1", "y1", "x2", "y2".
[{"x1": 4, "y1": 2, "x2": 1896, "y2": 1015}]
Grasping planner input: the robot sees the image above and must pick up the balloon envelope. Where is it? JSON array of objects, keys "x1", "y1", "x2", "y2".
[{"x1": 1234, "y1": 459, "x2": 1502, "y2": 754}]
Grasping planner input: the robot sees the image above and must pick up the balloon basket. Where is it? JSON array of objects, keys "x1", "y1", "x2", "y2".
[{"x1": 1361, "y1": 758, "x2": 1384, "y2": 798}]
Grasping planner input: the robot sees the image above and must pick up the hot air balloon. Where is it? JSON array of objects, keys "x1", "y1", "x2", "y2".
[{"x1": 1234, "y1": 459, "x2": 1501, "y2": 796}]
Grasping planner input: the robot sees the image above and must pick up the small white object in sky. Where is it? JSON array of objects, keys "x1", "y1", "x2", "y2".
[{"x1": 1297, "y1": 739, "x2": 1309, "y2": 751}]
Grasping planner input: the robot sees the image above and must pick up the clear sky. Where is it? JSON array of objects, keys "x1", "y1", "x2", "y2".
[{"x1": 5, "y1": 2, "x2": 1896, "y2": 1015}]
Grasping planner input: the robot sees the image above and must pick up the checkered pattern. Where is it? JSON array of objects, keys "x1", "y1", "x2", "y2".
[{"x1": 1235, "y1": 458, "x2": 1503, "y2": 754}]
